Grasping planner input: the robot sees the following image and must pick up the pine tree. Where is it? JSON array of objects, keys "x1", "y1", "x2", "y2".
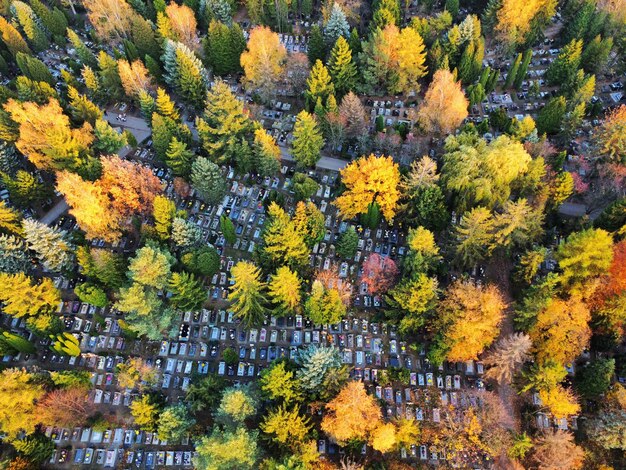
[
  {"x1": 305, "y1": 60, "x2": 334, "y2": 110},
  {"x1": 138, "y1": 90, "x2": 156, "y2": 120},
  {"x1": 22, "y1": 219, "x2": 73, "y2": 272},
  {"x1": 0, "y1": 16, "x2": 30, "y2": 56},
  {"x1": 152, "y1": 113, "x2": 174, "y2": 160},
  {"x1": 504, "y1": 53, "x2": 522, "y2": 89},
  {"x1": 328, "y1": 36, "x2": 357, "y2": 97},
  {"x1": 204, "y1": 20, "x2": 245, "y2": 76},
  {"x1": 324, "y1": 3, "x2": 349, "y2": 46},
  {"x1": 67, "y1": 29, "x2": 97, "y2": 67},
  {"x1": 536, "y1": 96, "x2": 566, "y2": 135},
  {"x1": 171, "y1": 217, "x2": 203, "y2": 248},
  {"x1": 165, "y1": 137, "x2": 194, "y2": 177},
  {"x1": 93, "y1": 119, "x2": 127, "y2": 154},
  {"x1": 514, "y1": 49, "x2": 533, "y2": 89},
  {"x1": 307, "y1": 25, "x2": 326, "y2": 64},
  {"x1": 98, "y1": 52, "x2": 124, "y2": 101},
  {"x1": 67, "y1": 86, "x2": 102, "y2": 125},
  {"x1": 1, "y1": 170, "x2": 47, "y2": 207},
  {"x1": 30, "y1": 0, "x2": 67, "y2": 37},
  {"x1": 0, "y1": 234, "x2": 29, "y2": 273},
  {"x1": 229, "y1": 261, "x2": 267, "y2": 328},
  {"x1": 581, "y1": 35, "x2": 613, "y2": 75},
  {"x1": 145, "y1": 55, "x2": 163, "y2": 82},
  {"x1": 131, "y1": 16, "x2": 160, "y2": 61},
  {"x1": 12, "y1": 1, "x2": 48, "y2": 52},
  {"x1": 15, "y1": 76, "x2": 57, "y2": 104},
  {"x1": 15, "y1": 53, "x2": 53, "y2": 84},
  {"x1": 253, "y1": 129, "x2": 281, "y2": 177},
  {"x1": 292, "y1": 111, "x2": 324, "y2": 167},
  {"x1": 546, "y1": 39, "x2": 583, "y2": 86},
  {"x1": 191, "y1": 156, "x2": 226, "y2": 204},
  {"x1": 82, "y1": 65, "x2": 102, "y2": 102},
  {"x1": 162, "y1": 40, "x2": 208, "y2": 109},
  {"x1": 155, "y1": 88, "x2": 180, "y2": 121}
]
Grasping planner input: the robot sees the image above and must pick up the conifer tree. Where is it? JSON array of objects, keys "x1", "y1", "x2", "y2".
[
  {"x1": 514, "y1": 49, "x2": 533, "y2": 89},
  {"x1": 15, "y1": 53, "x2": 53, "y2": 84},
  {"x1": 191, "y1": 156, "x2": 227, "y2": 205},
  {"x1": 546, "y1": 39, "x2": 583, "y2": 86},
  {"x1": 0, "y1": 234, "x2": 29, "y2": 273},
  {"x1": 536, "y1": 96, "x2": 566, "y2": 135},
  {"x1": 253, "y1": 129, "x2": 281, "y2": 177},
  {"x1": 328, "y1": 36, "x2": 357, "y2": 97},
  {"x1": 1, "y1": 170, "x2": 47, "y2": 208},
  {"x1": 93, "y1": 119, "x2": 127, "y2": 154},
  {"x1": 15, "y1": 76, "x2": 57, "y2": 104},
  {"x1": 204, "y1": 20, "x2": 245, "y2": 76},
  {"x1": 12, "y1": 1, "x2": 48, "y2": 52},
  {"x1": 82, "y1": 66, "x2": 102, "y2": 102},
  {"x1": 30, "y1": 0, "x2": 67, "y2": 37},
  {"x1": 324, "y1": 3, "x2": 350, "y2": 46},
  {"x1": 0, "y1": 201, "x2": 22, "y2": 235},
  {"x1": 305, "y1": 60, "x2": 334, "y2": 110},
  {"x1": 152, "y1": 113, "x2": 174, "y2": 161},
  {"x1": 292, "y1": 111, "x2": 324, "y2": 167},
  {"x1": 22, "y1": 219, "x2": 73, "y2": 272},
  {"x1": 168, "y1": 271, "x2": 206, "y2": 311},
  {"x1": 67, "y1": 29, "x2": 97, "y2": 67},
  {"x1": 152, "y1": 195, "x2": 176, "y2": 241},
  {"x1": 138, "y1": 89, "x2": 156, "y2": 119},
  {"x1": 98, "y1": 52, "x2": 124, "y2": 101},
  {"x1": 155, "y1": 88, "x2": 180, "y2": 121},
  {"x1": 504, "y1": 52, "x2": 522, "y2": 89},
  {"x1": 307, "y1": 25, "x2": 326, "y2": 64},
  {"x1": 67, "y1": 86, "x2": 103, "y2": 125},
  {"x1": 0, "y1": 272, "x2": 60, "y2": 317},
  {"x1": 165, "y1": 137, "x2": 194, "y2": 177},
  {"x1": 131, "y1": 16, "x2": 160, "y2": 60},
  {"x1": 162, "y1": 40, "x2": 208, "y2": 109},
  {"x1": 171, "y1": 217, "x2": 203, "y2": 248},
  {"x1": 0, "y1": 16, "x2": 30, "y2": 56},
  {"x1": 581, "y1": 35, "x2": 613, "y2": 75},
  {"x1": 229, "y1": 261, "x2": 268, "y2": 328}
]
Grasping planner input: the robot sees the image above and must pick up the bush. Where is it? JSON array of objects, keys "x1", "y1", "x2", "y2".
[
  {"x1": 181, "y1": 246, "x2": 220, "y2": 277},
  {"x1": 223, "y1": 347, "x2": 238, "y2": 365}
]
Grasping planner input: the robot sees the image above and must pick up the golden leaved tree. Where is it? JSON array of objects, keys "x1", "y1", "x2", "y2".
[
  {"x1": 416, "y1": 69, "x2": 468, "y2": 134},
  {"x1": 334, "y1": 154, "x2": 401, "y2": 221},
  {"x1": 240, "y1": 26, "x2": 286, "y2": 102}
]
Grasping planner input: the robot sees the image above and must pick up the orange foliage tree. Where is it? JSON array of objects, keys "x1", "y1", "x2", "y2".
[
  {"x1": 164, "y1": 2, "x2": 198, "y2": 48},
  {"x1": 417, "y1": 69, "x2": 468, "y2": 134},
  {"x1": 35, "y1": 387, "x2": 95, "y2": 428},
  {"x1": 360, "y1": 253, "x2": 399, "y2": 295}
]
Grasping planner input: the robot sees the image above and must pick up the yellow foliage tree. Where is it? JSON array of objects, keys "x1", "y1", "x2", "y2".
[
  {"x1": 0, "y1": 369, "x2": 45, "y2": 440},
  {"x1": 321, "y1": 381, "x2": 382, "y2": 445},
  {"x1": 240, "y1": 26, "x2": 286, "y2": 102},
  {"x1": 164, "y1": 2, "x2": 198, "y2": 48},
  {"x1": 268, "y1": 266, "x2": 302, "y2": 314},
  {"x1": 417, "y1": 69, "x2": 468, "y2": 134},
  {"x1": 260, "y1": 406, "x2": 312, "y2": 449},
  {"x1": 0, "y1": 272, "x2": 60, "y2": 317},
  {"x1": 263, "y1": 202, "x2": 309, "y2": 269},
  {"x1": 496, "y1": 0, "x2": 557, "y2": 46},
  {"x1": 437, "y1": 281, "x2": 506, "y2": 362},
  {"x1": 118, "y1": 59, "x2": 152, "y2": 97},
  {"x1": 529, "y1": 296, "x2": 591, "y2": 365},
  {"x1": 539, "y1": 385, "x2": 581, "y2": 418},
  {"x1": 334, "y1": 154, "x2": 401, "y2": 221},
  {"x1": 4, "y1": 98, "x2": 94, "y2": 172},
  {"x1": 85, "y1": 0, "x2": 137, "y2": 42},
  {"x1": 370, "y1": 422, "x2": 397, "y2": 453}
]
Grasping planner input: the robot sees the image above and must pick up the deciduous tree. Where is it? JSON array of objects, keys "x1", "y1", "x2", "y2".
[
  {"x1": 484, "y1": 333, "x2": 532, "y2": 384},
  {"x1": 261, "y1": 406, "x2": 311, "y2": 449},
  {"x1": 259, "y1": 361, "x2": 303, "y2": 404},
  {"x1": 417, "y1": 69, "x2": 468, "y2": 134},
  {"x1": 531, "y1": 430, "x2": 584, "y2": 470},
  {"x1": 0, "y1": 369, "x2": 44, "y2": 439},
  {"x1": 194, "y1": 427, "x2": 258, "y2": 470},
  {"x1": 240, "y1": 26, "x2": 286, "y2": 102},
  {"x1": 0, "y1": 273, "x2": 60, "y2": 318},
  {"x1": 360, "y1": 253, "x2": 398, "y2": 294},
  {"x1": 268, "y1": 266, "x2": 302, "y2": 315},
  {"x1": 35, "y1": 388, "x2": 94, "y2": 428},
  {"x1": 164, "y1": 2, "x2": 198, "y2": 48}
]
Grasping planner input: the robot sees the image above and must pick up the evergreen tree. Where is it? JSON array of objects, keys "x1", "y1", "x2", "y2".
[
  {"x1": 337, "y1": 226, "x2": 358, "y2": 259},
  {"x1": 328, "y1": 36, "x2": 357, "y2": 97},
  {"x1": 15, "y1": 53, "x2": 53, "y2": 84},
  {"x1": 162, "y1": 40, "x2": 208, "y2": 109},
  {"x1": 292, "y1": 111, "x2": 324, "y2": 167},
  {"x1": 0, "y1": 143, "x2": 19, "y2": 175},
  {"x1": 171, "y1": 217, "x2": 203, "y2": 248},
  {"x1": 204, "y1": 20, "x2": 245, "y2": 76},
  {"x1": 22, "y1": 219, "x2": 73, "y2": 272},
  {"x1": 1, "y1": 170, "x2": 47, "y2": 208},
  {"x1": 228, "y1": 261, "x2": 267, "y2": 328},
  {"x1": 168, "y1": 272, "x2": 206, "y2": 311},
  {"x1": 67, "y1": 29, "x2": 97, "y2": 67},
  {"x1": 145, "y1": 55, "x2": 163, "y2": 82},
  {"x1": 67, "y1": 86, "x2": 102, "y2": 125},
  {"x1": 0, "y1": 201, "x2": 23, "y2": 235},
  {"x1": 138, "y1": 89, "x2": 156, "y2": 119},
  {"x1": 545, "y1": 39, "x2": 583, "y2": 87},
  {"x1": 15, "y1": 76, "x2": 56, "y2": 104},
  {"x1": 513, "y1": 49, "x2": 533, "y2": 89},
  {"x1": 82, "y1": 66, "x2": 102, "y2": 102},
  {"x1": 204, "y1": 0, "x2": 233, "y2": 25},
  {"x1": 324, "y1": 3, "x2": 349, "y2": 46},
  {"x1": 12, "y1": 1, "x2": 48, "y2": 52},
  {"x1": 0, "y1": 234, "x2": 29, "y2": 273},
  {"x1": 581, "y1": 35, "x2": 613, "y2": 75},
  {"x1": 30, "y1": 0, "x2": 67, "y2": 37},
  {"x1": 504, "y1": 53, "x2": 522, "y2": 89},
  {"x1": 220, "y1": 215, "x2": 236, "y2": 244},
  {"x1": 131, "y1": 16, "x2": 160, "y2": 61},
  {"x1": 155, "y1": 87, "x2": 180, "y2": 121},
  {"x1": 98, "y1": 52, "x2": 124, "y2": 101},
  {"x1": 307, "y1": 25, "x2": 326, "y2": 64},
  {"x1": 0, "y1": 16, "x2": 30, "y2": 56},
  {"x1": 252, "y1": 129, "x2": 281, "y2": 177},
  {"x1": 152, "y1": 113, "x2": 174, "y2": 161},
  {"x1": 191, "y1": 156, "x2": 227, "y2": 204},
  {"x1": 305, "y1": 60, "x2": 334, "y2": 110},
  {"x1": 536, "y1": 96, "x2": 567, "y2": 135},
  {"x1": 93, "y1": 119, "x2": 127, "y2": 154},
  {"x1": 153, "y1": 195, "x2": 177, "y2": 240},
  {"x1": 445, "y1": 0, "x2": 459, "y2": 18},
  {"x1": 165, "y1": 137, "x2": 194, "y2": 176}
]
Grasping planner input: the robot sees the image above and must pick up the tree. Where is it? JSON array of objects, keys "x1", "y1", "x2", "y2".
[
  {"x1": 194, "y1": 427, "x2": 258, "y2": 470},
  {"x1": 0, "y1": 234, "x2": 29, "y2": 273},
  {"x1": 220, "y1": 215, "x2": 236, "y2": 245},
  {"x1": 328, "y1": 36, "x2": 357, "y2": 97},
  {"x1": 118, "y1": 59, "x2": 152, "y2": 97},
  {"x1": 532, "y1": 430, "x2": 584, "y2": 470},
  {"x1": 321, "y1": 381, "x2": 382, "y2": 445},
  {"x1": 164, "y1": 2, "x2": 198, "y2": 47},
  {"x1": 35, "y1": 388, "x2": 94, "y2": 428},
  {"x1": 85, "y1": 0, "x2": 137, "y2": 41},
  {"x1": 307, "y1": 25, "x2": 326, "y2": 64},
  {"x1": 293, "y1": 201, "x2": 325, "y2": 247},
  {"x1": 67, "y1": 29, "x2": 97, "y2": 67},
  {"x1": 74, "y1": 283, "x2": 108, "y2": 308},
  {"x1": 12, "y1": 433, "x2": 55, "y2": 463},
  {"x1": 128, "y1": 244, "x2": 172, "y2": 289},
  {"x1": 360, "y1": 254, "x2": 398, "y2": 294},
  {"x1": 153, "y1": 195, "x2": 176, "y2": 241},
  {"x1": 484, "y1": 333, "x2": 532, "y2": 384},
  {"x1": 0, "y1": 369, "x2": 45, "y2": 439},
  {"x1": 295, "y1": 345, "x2": 342, "y2": 392},
  {"x1": 12, "y1": 1, "x2": 48, "y2": 52},
  {"x1": 339, "y1": 92, "x2": 367, "y2": 139},
  {"x1": 292, "y1": 173, "x2": 318, "y2": 201},
  {"x1": 168, "y1": 271, "x2": 206, "y2": 311},
  {"x1": 49, "y1": 332, "x2": 81, "y2": 356},
  {"x1": 196, "y1": 80, "x2": 253, "y2": 166},
  {"x1": 0, "y1": 202, "x2": 22, "y2": 236},
  {"x1": 536, "y1": 96, "x2": 566, "y2": 135},
  {"x1": 291, "y1": 111, "x2": 324, "y2": 167},
  {"x1": 22, "y1": 219, "x2": 73, "y2": 272},
  {"x1": 596, "y1": 105, "x2": 626, "y2": 164},
  {"x1": 454, "y1": 207, "x2": 495, "y2": 266},
  {"x1": 435, "y1": 281, "x2": 506, "y2": 362},
  {"x1": 385, "y1": 274, "x2": 438, "y2": 335},
  {"x1": 190, "y1": 157, "x2": 227, "y2": 205},
  {"x1": 337, "y1": 226, "x2": 358, "y2": 259},
  {"x1": 0, "y1": 16, "x2": 29, "y2": 56},
  {"x1": 268, "y1": 267, "x2": 302, "y2": 315},
  {"x1": 252, "y1": 129, "x2": 281, "y2": 176},
  {"x1": 4, "y1": 98, "x2": 95, "y2": 173},
  {"x1": 403, "y1": 226, "x2": 441, "y2": 275},
  {"x1": 78, "y1": 247, "x2": 126, "y2": 289},
  {"x1": 261, "y1": 406, "x2": 312, "y2": 450},
  {"x1": 204, "y1": 21, "x2": 245, "y2": 76},
  {"x1": 181, "y1": 246, "x2": 220, "y2": 277},
  {"x1": 215, "y1": 387, "x2": 257, "y2": 426},
  {"x1": 492, "y1": 199, "x2": 543, "y2": 250},
  {"x1": 529, "y1": 296, "x2": 591, "y2": 364},
  {"x1": 556, "y1": 228, "x2": 613, "y2": 294},
  {"x1": 1, "y1": 169, "x2": 48, "y2": 208},
  {"x1": 305, "y1": 60, "x2": 334, "y2": 110},
  {"x1": 417, "y1": 69, "x2": 468, "y2": 134},
  {"x1": 494, "y1": 0, "x2": 556, "y2": 46},
  {"x1": 165, "y1": 138, "x2": 194, "y2": 177},
  {"x1": 335, "y1": 154, "x2": 401, "y2": 221},
  {"x1": 93, "y1": 119, "x2": 127, "y2": 154},
  {"x1": 305, "y1": 280, "x2": 347, "y2": 325},
  {"x1": 263, "y1": 203, "x2": 309, "y2": 269},
  {"x1": 259, "y1": 361, "x2": 303, "y2": 404},
  {"x1": 546, "y1": 39, "x2": 583, "y2": 86},
  {"x1": 0, "y1": 273, "x2": 60, "y2": 318},
  {"x1": 361, "y1": 25, "x2": 428, "y2": 95},
  {"x1": 15, "y1": 53, "x2": 53, "y2": 84},
  {"x1": 582, "y1": 35, "x2": 613, "y2": 75},
  {"x1": 324, "y1": 3, "x2": 350, "y2": 46},
  {"x1": 185, "y1": 374, "x2": 226, "y2": 413},
  {"x1": 587, "y1": 408, "x2": 626, "y2": 450},
  {"x1": 575, "y1": 358, "x2": 615, "y2": 398},
  {"x1": 162, "y1": 40, "x2": 208, "y2": 108},
  {"x1": 240, "y1": 26, "x2": 286, "y2": 102},
  {"x1": 0, "y1": 332, "x2": 34, "y2": 353},
  {"x1": 158, "y1": 403, "x2": 194, "y2": 442},
  {"x1": 229, "y1": 261, "x2": 267, "y2": 328},
  {"x1": 130, "y1": 394, "x2": 161, "y2": 431}
]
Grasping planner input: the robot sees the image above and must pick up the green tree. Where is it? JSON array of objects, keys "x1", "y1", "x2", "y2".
[
  {"x1": 15, "y1": 53, "x2": 53, "y2": 84},
  {"x1": 337, "y1": 225, "x2": 358, "y2": 259},
  {"x1": 191, "y1": 156, "x2": 227, "y2": 205},
  {"x1": 162, "y1": 40, "x2": 208, "y2": 108},
  {"x1": 181, "y1": 246, "x2": 220, "y2": 277},
  {"x1": 12, "y1": 433, "x2": 55, "y2": 463},
  {"x1": 0, "y1": 201, "x2": 22, "y2": 235},
  {"x1": 74, "y1": 283, "x2": 108, "y2": 308},
  {"x1": 229, "y1": 261, "x2": 267, "y2": 328},
  {"x1": 514, "y1": 49, "x2": 533, "y2": 89},
  {"x1": 575, "y1": 358, "x2": 614, "y2": 398},
  {"x1": 194, "y1": 427, "x2": 258, "y2": 470},
  {"x1": 2, "y1": 170, "x2": 48, "y2": 208},
  {"x1": 97, "y1": 52, "x2": 124, "y2": 100},
  {"x1": 93, "y1": 119, "x2": 127, "y2": 154},
  {"x1": 385, "y1": 274, "x2": 438, "y2": 335},
  {"x1": 0, "y1": 234, "x2": 29, "y2": 273},
  {"x1": 259, "y1": 361, "x2": 303, "y2": 404},
  {"x1": 504, "y1": 53, "x2": 522, "y2": 89},
  {"x1": 185, "y1": 374, "x2": 226, "y2": 413},
  {"x1": 305, "y1": 60, "x2": 334, "y2": 110},
  {"x1": 127, "y1": 244, "x2": 173, "y2": 289},
  {"x1": 546, "y1": 39, "x2": 583, "y2": 86},
  {"x1": 291, "y1": 111, "x2": 324, "y2": 167},
  {"x1": 292, "y1": 172, "x2": 318, "y2": 201},
  {"x1": 168, "y1": 271, "x2": 206, "y2": 311},
  {"x1": 268, "y1": 266, "x2": 302, "y2": 315},
  {"x1": 0, "y1": 331, "x2": 35, "y2": 353},
  {"x1": 454, "y1": 207, "x2": 495, "y2": 267},
  {"x1": 50, "y1": 370, "x2": 92, "y2": 390},
  {"x1": 328, "y1": 36, "x2": 357, "y2": 97},
  {"x1": 305, "y1": 281, "x2": 346, "y2": 325},
  {"x1": 204, "y1": 20, "x2": 245, "y2": 76},
  {"x1": 157, "y1": 403, "x2": 195, "y2": 442},
  {"x1": 220, "y1": 215, "x2": 236, "y2": 245},
  {"x1": 12, "y1": 1, "x2": 48, "y2": 52},
  {"x1": 587, "y1": 408, "x2": 626, "y2": 450},
  {"x1": 307, "y1": 24, "x2": 325, "y2": 64},
  {"x1": 295, "y1": 345, "x2": 342, "y2": 392},
  {"x1": 152, "y1": 113, "x2": 174, "y2": 161},
  {"x1": 49, "y1": 332, "x2": 81, "y2": 356},
  {"x1": 262, "y1": 203, "x2": 309, "y2": 269},
  {"x1": 77, "y1": 247, "x2": 126, "y2": 289},
  {"x1": 581, "y1": 35, "x2": 613, "y2": 75},
  {"x1": 67, "y1": 28, "x2": 97, "y2": 67},
  {"x1": 324, "y1": 3, "x2": 349, "y2": 46},
  {"x1": 252, "y1": 128, "x2": 281, "y2": 177},
  {"x1": 165, "y1": 137, "x2": 194, "y2": 177}
]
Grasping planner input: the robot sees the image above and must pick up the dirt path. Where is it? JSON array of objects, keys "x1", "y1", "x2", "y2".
[{"x1": 486, "y1": 254, "x2": 521, "y2": 432}]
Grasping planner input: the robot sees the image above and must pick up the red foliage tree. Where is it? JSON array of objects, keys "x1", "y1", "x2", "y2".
[
  {"x1": 35, "y1": 387, "x2": 95, "y2": 428},
  {"x1": 359, "y1": 253, "x2": 399, "y2": 295}
]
